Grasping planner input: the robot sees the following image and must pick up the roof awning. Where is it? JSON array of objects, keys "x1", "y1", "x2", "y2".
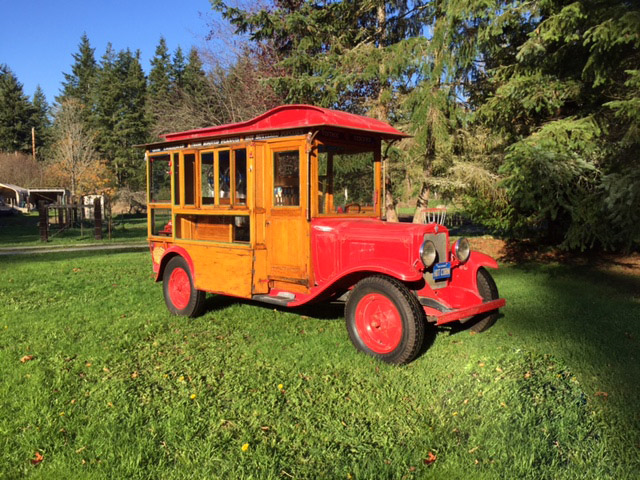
[{"x1": 138, "y1": 105, "x2": 409, "y2": 149}]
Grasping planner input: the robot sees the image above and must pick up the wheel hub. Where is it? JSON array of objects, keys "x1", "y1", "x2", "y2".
[
  {"x1": 168, "y1": 267, "x2": 191, "y2": 310},
  {"x1": 354, "y1": 293, "x2": 402, "y2": 354}
]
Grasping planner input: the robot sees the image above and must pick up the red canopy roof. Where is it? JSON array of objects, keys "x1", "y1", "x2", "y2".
[{"x1": 162, "y1": 104, "x2": 408, "y2": 142}]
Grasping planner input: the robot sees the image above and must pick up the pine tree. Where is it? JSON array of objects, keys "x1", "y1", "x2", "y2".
[
  {"x1": 31, "y1": 85, "x2": 52, "y2": 157},
  {"x1": 148, "y1": 37, "x2": 172, "y2": 101},
  {"x1": 58, "y1": 33, "x2": 97, "y2": 107},
  {"x1": 182, "y1": 48, "x2": 207, "y2": 97},
  {"x1": 0, "y1": 64, "x2": 36, "y2": 153},
  {"x1": 467, "y1": 0, "x2": 640, "y2": 249},
  {"x1": 172, "y1": 46, "x2": 186, "y2": 89},
  {"x1": 92, "y1": 45, "x2": 149, "y2": 189}
]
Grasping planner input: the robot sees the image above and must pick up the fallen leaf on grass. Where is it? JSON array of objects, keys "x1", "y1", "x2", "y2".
[
  {"x1": 31, "y1": 451, "x2": 43, "y2": 465},
  {"x1": 595, "y1": 391, "x2": 609, "y2": 399},
  {"x1": 20, "y1": 355, "x2": 34, "y2": 363},
  {"x1": 424, "y1": 451, "x2": 437, "y2": 465}
]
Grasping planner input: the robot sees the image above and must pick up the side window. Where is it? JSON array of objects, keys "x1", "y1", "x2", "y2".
[
  {"x1": 218, "y1": 150, "x2": 231, "y2": 205},
  {"x1": 318, "y1": 152, "x2": 329, "y2": 214},
  {"x1": 172, "y1": 153, "x2": 180, "y2": 206},
  {"x1": 201, "y1": 152, "x2": 214, "y2": 205},
  {"x1": 149, "y1": 154, "x2": 171, "y2": 203},
  {"x1": 235, "y1": 149, "x2": 247, "y2": 205},
  {"x1": 273, "y1": 150, "x2": 299, "y2": 206},
  {"x1": 184, "y1": 153, "x2": 196, "y2": 206}
]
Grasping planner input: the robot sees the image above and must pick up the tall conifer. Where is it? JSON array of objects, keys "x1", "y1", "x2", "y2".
[
  {"x1": 58, "y1": 33, "x2": 97, "y2": 107},
  {"x1": 0, "y1": 64, "x2": 36, "y2": 153}
]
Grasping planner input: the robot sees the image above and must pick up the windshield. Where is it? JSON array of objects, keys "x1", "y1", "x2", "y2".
[{"x1": 317, "y1": 145, "x2": 376, "y2": 215}]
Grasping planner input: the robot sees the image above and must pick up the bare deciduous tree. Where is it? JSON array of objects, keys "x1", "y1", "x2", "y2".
[
  {"x1": 49, "y1": 99, "x2": 102, "y2": 195},
  {"x1": 0, "y1": 152, "x2": 44, "y2": 187}
]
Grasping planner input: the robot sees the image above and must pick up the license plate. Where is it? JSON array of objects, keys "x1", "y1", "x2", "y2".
[{"x1": 433, "y1": 262, "x2": 451, "y2": 281}]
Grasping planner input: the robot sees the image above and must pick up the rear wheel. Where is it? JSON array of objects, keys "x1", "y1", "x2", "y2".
[
  {"x1": 468, "y1": 267, "x2": 499, "y2": 333},
  {"x1": 345, "y1": 275, "x2": 425, "y2": 365},
  {"x1": 163, "y1": 256, "x2": 206, "y2": 317}
]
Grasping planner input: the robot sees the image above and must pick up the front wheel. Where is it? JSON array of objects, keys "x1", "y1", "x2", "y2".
[
  {"x1": 345, "y1": 275, "x2": 425, "y2": 365},
  {"x1": 163, "y1": 256, "x2": 206, "y2": 317}
]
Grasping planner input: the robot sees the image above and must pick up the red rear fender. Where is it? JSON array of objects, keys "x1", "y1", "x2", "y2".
[{"x1": 153, "y1": 246, "x2": 195, "y2": 282}]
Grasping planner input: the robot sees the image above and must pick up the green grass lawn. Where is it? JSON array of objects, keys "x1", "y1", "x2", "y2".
[
  {"x1": 0, "y1": 212, "x2": 147, "y2": 247},
  {"x1": 0, "y1": 251, "x2": 638, "y2": 479}
]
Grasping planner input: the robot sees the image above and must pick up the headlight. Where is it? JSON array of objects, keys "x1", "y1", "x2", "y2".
[
  {"x1": 420, "y1": 240, "x2": 437, "y2": 267},
  {"x1": 454, "y1": 237, "x2": 471, "y2": 263}
]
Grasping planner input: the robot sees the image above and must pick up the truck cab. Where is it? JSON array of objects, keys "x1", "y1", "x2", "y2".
[{"x1": 143, "y1": 105, "x2": 505, "y2": 364}]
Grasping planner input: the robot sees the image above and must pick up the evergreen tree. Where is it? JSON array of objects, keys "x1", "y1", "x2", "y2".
[
  {"x1": 172, "y1": 46, "x2": 186, "y2": 88},
  {"x1": 182, "y1": 48, "x2": 208, "y2": 98},
  {"x1": 92, "y1": 45, "x2": 149, "y2": 189},
  {"x1": 148, "y1": 37, "x2": 172, "y2": 100},
  {"x1": 147, "y1": 37, "x2": 174, "y2": 134},
  {"x1": 212, "y1": 0, "x2": 429, "y2": 114},
  {"x1": 58, "y1": 33, "x2": 97, "y2": 107},
  {"x1": 31, "y1": 85, "x2": 52, "y2": 157},
  {"x1": 0, "y1": 64, "x2": 36, "y2": 153},
  {"x1": 468, "y1": 0, "x2": 640, "y2": 249}
]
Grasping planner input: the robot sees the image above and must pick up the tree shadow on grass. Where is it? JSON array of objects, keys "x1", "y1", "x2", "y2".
[{"x1": 494, "y1": 262, "x2": 640, "y2": 426}]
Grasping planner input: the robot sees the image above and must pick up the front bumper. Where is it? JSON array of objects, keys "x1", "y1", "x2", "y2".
[{"x1": 419, "y1": 297, "x2": 506, "y2": 326}]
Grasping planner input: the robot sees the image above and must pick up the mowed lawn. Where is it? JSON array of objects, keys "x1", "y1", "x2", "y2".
[{"x1": 0, "y1": 251, "x2": 639, "y2": 479}]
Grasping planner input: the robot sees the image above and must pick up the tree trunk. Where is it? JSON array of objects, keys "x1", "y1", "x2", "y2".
[
  {"x1": 377, "y1": 3, "x2": 398, "y2": 222},
  {"x1": 385, "y1": 175, "x2": 398, "y2": 222},
  {"x1": 412, "y1": 182, "x2": 430, "y2": 223}
]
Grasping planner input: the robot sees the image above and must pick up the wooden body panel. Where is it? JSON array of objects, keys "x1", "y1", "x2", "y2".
[
  {"x1": 188, "y1": 242, "x2": 253, "y2": 298},
  {"x1": 176, "y1": 214, "x2": 233, "y2": 242}
]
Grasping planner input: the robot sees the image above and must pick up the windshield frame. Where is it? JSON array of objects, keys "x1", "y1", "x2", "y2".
[{"x1": 312, "y1": 134, "x2": 382, "y2": 218}]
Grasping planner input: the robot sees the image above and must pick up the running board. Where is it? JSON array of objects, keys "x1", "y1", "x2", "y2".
[{"x1": 252, "y1": 294, "x2": 293, "y2": 307}]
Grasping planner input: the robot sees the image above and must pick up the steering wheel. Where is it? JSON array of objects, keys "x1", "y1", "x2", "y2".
[{"x1": 344, "y1": 203, "x2": 362, "y2": 213}]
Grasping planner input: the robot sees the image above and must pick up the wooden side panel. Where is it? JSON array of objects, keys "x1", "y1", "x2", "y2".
[
  {"x1": 189, "y1": 243, "x2": 253, "y2": 298},
  {"x1": 252, "y1": 247, "x2": 268, "y2": 294}
]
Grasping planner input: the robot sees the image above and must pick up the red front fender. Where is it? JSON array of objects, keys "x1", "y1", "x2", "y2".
[{"x1": 453, "y1": 251, "x2": 499, "y2": 292}]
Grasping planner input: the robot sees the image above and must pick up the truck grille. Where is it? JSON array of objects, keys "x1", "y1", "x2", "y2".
[{"x1": 423, "y1": 232, "x2": 448, "y2": 289}]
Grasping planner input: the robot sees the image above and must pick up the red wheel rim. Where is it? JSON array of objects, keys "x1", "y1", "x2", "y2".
[
  {"x1": 354, "y1": 293, "x2": 403, "y2": 354},
  {"x1": 168, "y1": 267, "x2": 191, "y2": 310}
]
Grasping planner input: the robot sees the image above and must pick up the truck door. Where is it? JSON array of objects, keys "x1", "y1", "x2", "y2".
[{"x1": 264, "y1": 139, "x2": 310, "y2": 290}]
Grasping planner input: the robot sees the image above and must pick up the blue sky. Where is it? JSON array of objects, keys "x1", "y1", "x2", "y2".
[{"x1": 0, "y1": 0, "x2": 217, "y2": 103}]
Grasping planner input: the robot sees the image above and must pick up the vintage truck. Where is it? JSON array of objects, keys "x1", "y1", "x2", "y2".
[{"x1": 141, "y1": 105, "x2": 506, "y2": 364}]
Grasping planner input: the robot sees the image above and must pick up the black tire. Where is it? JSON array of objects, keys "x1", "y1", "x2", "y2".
[
  {"x1": 345, "y1": 275, "x2": 425, "y2": 365},
  {"x1": 162, "y1": 256, "x2": 206, "y2": 317},
  {"x1": 468, "y1": 267, "x2": 499, "y2": 333}
]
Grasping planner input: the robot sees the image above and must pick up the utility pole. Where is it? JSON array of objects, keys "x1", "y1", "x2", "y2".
[{"x1": 32, "y1": 127, "x2": 36, "y2": 162}]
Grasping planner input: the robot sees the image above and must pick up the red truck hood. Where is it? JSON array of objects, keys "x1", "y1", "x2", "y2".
[{"x1": 311, "y1": 217, "x2": 447, "y2": 286}]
